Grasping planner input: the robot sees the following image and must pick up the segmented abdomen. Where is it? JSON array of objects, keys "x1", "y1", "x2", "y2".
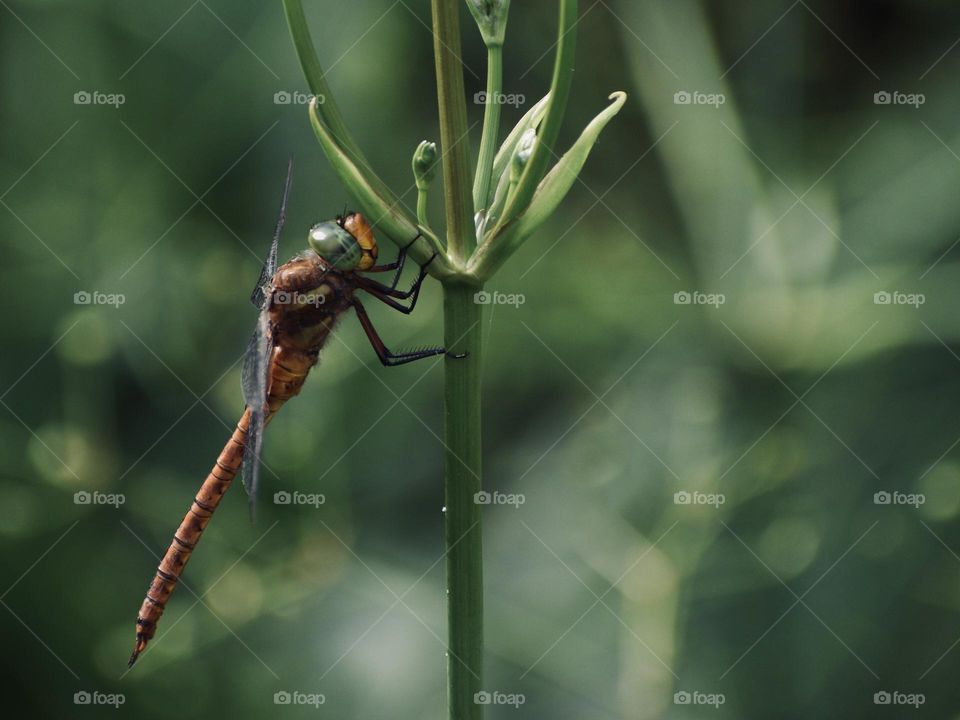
[{"x1": 130, "y1": 345, "x2": 321, "y2": 665}]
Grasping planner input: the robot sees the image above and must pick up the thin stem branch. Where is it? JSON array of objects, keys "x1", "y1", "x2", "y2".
[
  {"x1": 417, "y1": 187, "x2": 430, "y2": 228},
  {"x1": 283, "y1": 0, "x2": 371, "y2": 176},
  {"x1": 473, "y1": 45, "x2": 503, "y2": 215}
]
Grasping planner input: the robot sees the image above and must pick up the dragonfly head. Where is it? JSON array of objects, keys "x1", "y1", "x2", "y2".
[{"x1": 307, "y1": 213, "x2": 378, "y2": 271}]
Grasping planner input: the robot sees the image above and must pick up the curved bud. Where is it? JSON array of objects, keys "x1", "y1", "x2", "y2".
[
  {"x1": 512, "y1": 92, "x2": 626, "y2": 240},
  {"x1": 413, "y1": 140, "x2": 439, "y2": 229},
  {"x1": 412, "y1": 140, "x2": 439, "y2": 189},
  {"x1": 488, "y1": 93, "x2": 549, "y2": 202},
  {"x1": 468, "y1": 91, "x2": 627, "y2": 280},
  {"x1": 510, "y1": 128, "x2": 537, "y2": 185}
]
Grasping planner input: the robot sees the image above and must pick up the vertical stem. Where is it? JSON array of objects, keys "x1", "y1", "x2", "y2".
[
  {"x1": 431, "y1": 0, "x2": 476, "y2": 263},
  {"x1": 443, "y1": 282, "x2": 484, "y2": 720},
  {"x1": 473, "y1": 45, "x2": 503, "y2": 213},
  {"x1": 432, "y1": 2, "x2": 483, "y2": 717}
]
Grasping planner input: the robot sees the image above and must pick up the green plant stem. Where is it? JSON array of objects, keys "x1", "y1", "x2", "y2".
[
  {"x1": 432, "y1": 5, "x2": 484, "y2": 717},
  {"x1": 417, "y1": 185, "x2": 430, "y2": 228},
  {"x1": 283, "y1": 0, "x2": 371, "y2": 176},
  {"x1": 473, "y1": 44, "x2": 503, "y2": 214},
  {"x1": 431, "y1": 0, "x2": 476, "y2": 265},
  {"x1": 442, "y1": 282, "x2": 484, "y2": 720}
]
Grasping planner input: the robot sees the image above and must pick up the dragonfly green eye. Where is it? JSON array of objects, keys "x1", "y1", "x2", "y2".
[{"x1": 308, "y1": 222, "x2": 362, "y2": 270}]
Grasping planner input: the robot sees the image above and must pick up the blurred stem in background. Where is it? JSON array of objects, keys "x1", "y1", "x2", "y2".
[{"x1": 284, "y1": 0, "x2": 622, "y2": 716}]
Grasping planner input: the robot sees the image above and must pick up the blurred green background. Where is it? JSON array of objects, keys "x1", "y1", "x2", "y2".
[{"x1": 3, "y1": 0, "x2": 960, "y2": 717}]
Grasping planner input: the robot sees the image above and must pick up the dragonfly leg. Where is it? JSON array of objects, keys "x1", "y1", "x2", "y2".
[
  {"x1": 356, "y1": 252, "x2": 435, "y2": 306},
  {"x1": 362, "y1": 232, "x2": 422, "y2": 289},
  {"x1": 352, "y1": 298, "x2": 453, "y2": 366}
]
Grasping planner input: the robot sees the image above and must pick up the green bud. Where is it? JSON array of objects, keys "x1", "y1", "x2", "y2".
[
  {"x1": 510, "y1": 128, "x2": 536, "y2": 184},
  {"x1": 412, "y1": 140, "x2": 438, "y2": 229},
  {"x1": 465, "y1": 0, "x2": 511, "y2": 45},
  {"x1": 412, "y1": 140, "x2": 438, "y2": 188}
]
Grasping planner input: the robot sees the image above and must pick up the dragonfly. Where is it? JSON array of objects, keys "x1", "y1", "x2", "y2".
[{"x1": 129, "y1": 163, "x2": 458, "y2": 667}]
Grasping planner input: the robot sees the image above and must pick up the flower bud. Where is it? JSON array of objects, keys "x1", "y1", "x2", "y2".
[
  {"x1": 510, "y1": 128, "x2": 536, "y2": 184},
  {"x1": 465, "y1": 0, "x2": 511, "y2": 45},
  {"x1": 412, "y1": 140, "x2": 438, "y2": 188}
]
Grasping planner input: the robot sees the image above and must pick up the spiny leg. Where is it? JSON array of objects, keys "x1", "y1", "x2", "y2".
[
  {"x1": 356, "y1": 252, "x2": 435, "y2": 311},
  {"x1": 352, "y1": 298, "x2": 449, "y2": 366},
  {"x1": 361, "y1": 287, "x2": 420, "y2": 315},
  {"x1": 362, "y1": 232, "x2": 422, "y2": 290}
]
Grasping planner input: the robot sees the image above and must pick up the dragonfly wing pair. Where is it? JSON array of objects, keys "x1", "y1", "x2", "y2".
[{"x1": 240, "y1": 159, "x2": 292, "y2": 516}]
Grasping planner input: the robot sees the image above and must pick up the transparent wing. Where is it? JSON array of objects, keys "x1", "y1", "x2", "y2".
[
  {"x1": 251, "y1": 158, "x2": 294, "y2": 309},
  {"x1": 240, "y1": 310, "x2": 271, "y2": 518}
]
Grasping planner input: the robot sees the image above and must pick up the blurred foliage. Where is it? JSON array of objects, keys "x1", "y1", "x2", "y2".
[{"x1": 3, "y1": 0, "x2": 960, "y2": 718}]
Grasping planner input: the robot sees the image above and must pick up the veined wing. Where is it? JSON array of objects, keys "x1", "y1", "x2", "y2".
[
  {"x1": 241, "y1": 310, "x2": 271, "y2": 518},
  {"x1": 241, "y1": 160, "x2": 293, "y2": 516},
  {"x1": 251, "y1": 158, "x2": 293, "y2": 310}
]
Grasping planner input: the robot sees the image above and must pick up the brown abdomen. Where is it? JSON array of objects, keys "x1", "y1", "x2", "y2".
[{"x1": 131, "y1": 408, "x2": 252, "y2": 661}]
